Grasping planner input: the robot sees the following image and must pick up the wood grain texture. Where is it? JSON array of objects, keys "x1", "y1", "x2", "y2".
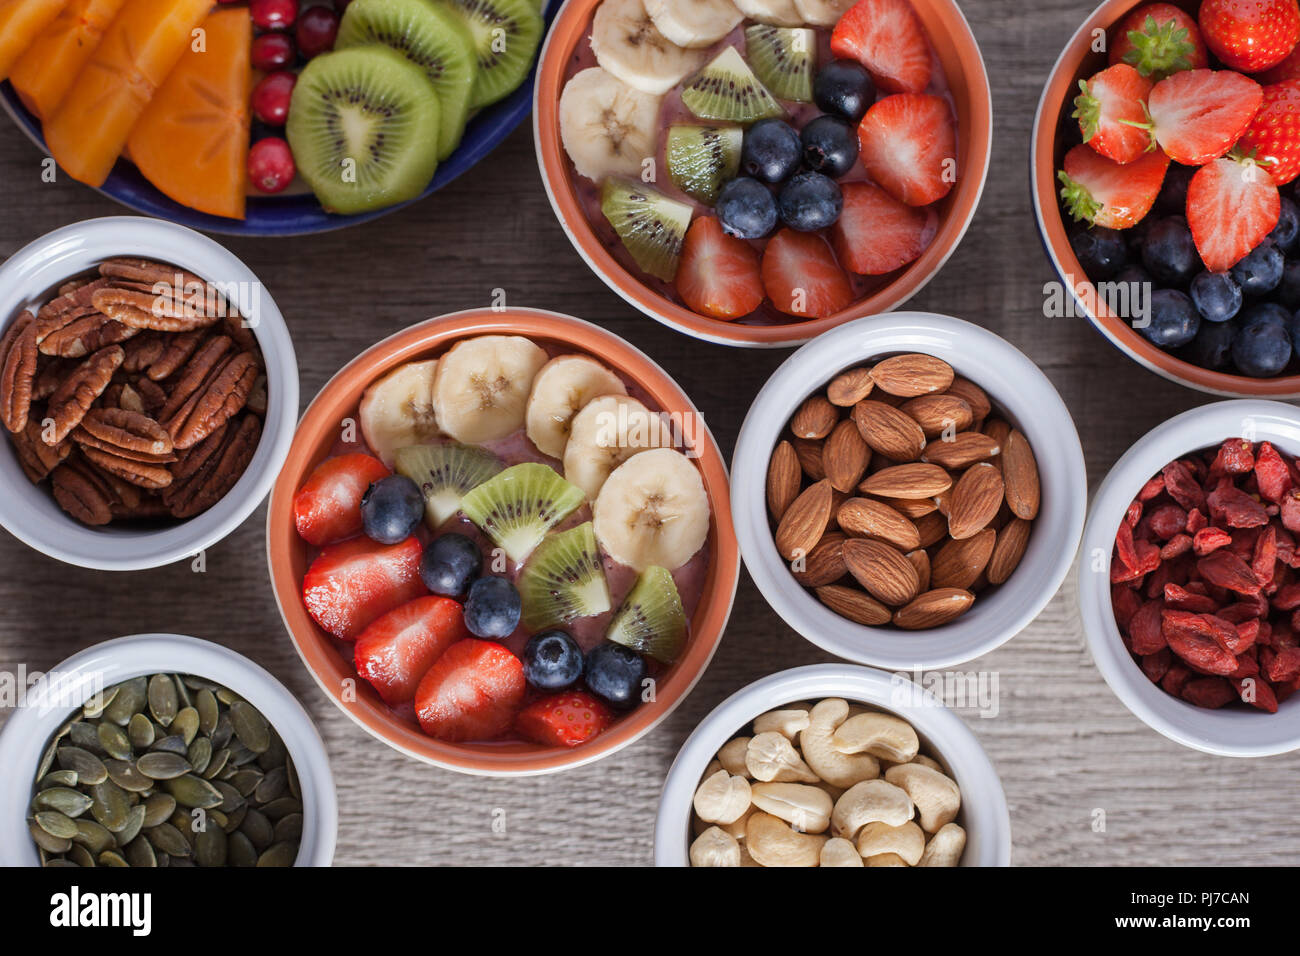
[{"x1": 2, "y1": 0, "x2": 1300, "y2": 867}]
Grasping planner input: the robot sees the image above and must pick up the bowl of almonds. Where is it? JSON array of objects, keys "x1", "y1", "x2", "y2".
[
  {"x1": 732, "y1": 312, "x2": 1086, "y2": 669},
  {"x1": 0, "y1": 217, "x2": 298, "y2": 570}
]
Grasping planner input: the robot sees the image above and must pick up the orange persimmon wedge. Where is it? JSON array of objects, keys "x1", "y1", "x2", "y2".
[
  {"x1": 41, "y1": 0, "x2": 213, "y2": 187},
  {"x1": 0, "y1": 0, "x2": 70, "y2": 81},
  {"x1": 10, "y1": 0, "x2": 129, "y2": 118},
  {"x1": 128, "y1": 7, "x2": 250, "y2": 219}
]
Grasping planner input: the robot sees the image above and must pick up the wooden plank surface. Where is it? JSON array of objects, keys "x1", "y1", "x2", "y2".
[{"x1": 3, "y1": 0, "x2": 1299, "y2": 867}]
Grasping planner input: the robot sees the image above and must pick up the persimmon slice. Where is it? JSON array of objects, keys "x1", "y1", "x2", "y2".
[
  {"x1": 0, "y1": 0, "x2": 69, "y2": 82},
  {"x1": 10, "y1": 0, "x2": 129, "y2": 118}
]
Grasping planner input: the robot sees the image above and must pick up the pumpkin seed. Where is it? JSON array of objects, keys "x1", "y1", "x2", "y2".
[
  {"x1": 233, "y1": 701, "x2": 271, "y2": 755},
  {"x1": 33, "y1": 787, "x2": 92, "y2": 818},
  {"x1": 146, "y1": 823, "x2": 191, "y2": 858},
  {"x1": 214, "y1": 780, "x2": 244, "y2": 814},
  {"x1": 35, "y1": 739, "x2": 58, "y2": 780},
  {"x1": 215, "y1": 687, "x2": 239, "y2": 707},
  {"x1": 260, "y1": 796, "x2": 302, "y2": 821},
  {"x1": 150, "y1": 734, "x2": 188, "y2": 756},
  {"x1": 202, "y1": 747, "x2": 230, "y2": 780},
  {"x1": 104, "y1": 759, "x2": 153, "y2": 793},
  {"x1": 116, "y1": 804, "x2": 147, "y2": 847},
  {"x1": 287, "y1": 757, "x2": 301, "y2": 801},
  {"x1": 173, "y1": 707, "x2": 200, "y2": 746},
  {"x1": 128, "y1": 713, "x2": 155, "y2": 749},
  {"x1": 229, "y1": 769, "x2": 263, "y2": 797},
  {"x1": 39, "y1": 770, "x2": 78, "y2": 789},
  {"x1": 195, "y1": 827, "x2": 228, "y2": 867},
  {"x1": 228, "y1": 831, "x2": 258, "y2": 867},
  {"x1": 142, "y1": 793, "x2": 176, "y2": 828},
  {"x1": 196, "y1": 690, "x2": 218, "y2": 736},
  {"x1": 222, "y1": 803, "x2": 247, "y2": 833},
  {"x1": 46, "y1": 859, "x2": 79, "y2": 867},
  {"x1": 254, "y1": 766, "x2": 288, "y2": 804},
  {"x1": 35, "y1": 811, "x2": 79, "y2": 840},
  {"x1": 136, "y1": 751, "x2": 192, "y2": 780},
  {"x1": 188, "y1": 736, "x2": 213, "y2": 775},
  {"x1": 183, "y1": 675, "x2": 220, "y2": 692},
  {"x1": 29, "y1": 819, "x2": 71, "y2": 853},
  {"x1": 102, "y1": 677, "x2": 147, "y2": 726},
  {"x1": 97, "y1": 722, "x2": 133, "y2": 760},
  {"x1": 56, "y1": 747, "x2": 106, "y2": 785},
  {"x1": 89, "y1": 780, "x2": 129, "y2": 831},
  {"x1": 274, "y1": 813, "x2": 303, "y2": 844},
  {"x1": 125, "y1": 837, "x2": 157, "y2": 867},
  {"x1": 239, "y1": 809, "x2": 274, "y2": 851},
  {"x1": 256, "y1": 842, "x2": 297, "y2": 867},
  {"x1": 164, "y1": 774, "x2": 223, "y2": 809},
  {"x1": 99, "y1": 850, "x2": 129, "y2": 867},
  {"x1": 68, "y1": 722, "x2": 104, "y2": 753},
  {"x1": 68, "y1": 843, "x2": 96, "y2": 868},
  {"x1": 211, "y1": 713, "x2": 233, "y2": 749},
  {"x1": 81, "y1": 685, "x2": 119, "y2": 720},
  {"x1": 73, "y1": 819, "x2": 115, "y2": 854}
]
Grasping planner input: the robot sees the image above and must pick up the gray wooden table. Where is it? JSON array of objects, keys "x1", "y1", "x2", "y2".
[{"x1": 2, "y1": 0, "x2": 1295, "y2": 867}]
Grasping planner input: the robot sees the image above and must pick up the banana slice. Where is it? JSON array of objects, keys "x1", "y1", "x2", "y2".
[
  {"x1": 525, "y1": 355, "x2": 628, "y2": 459},
  {"x1": 734, "y1": 0, "x2": 804, "y2": 27},
  {"x1": 560, "y1": 67, "x2": 663, "y2": 182},
  {"x1": 564, "y1": 394, "x2": 670, "y2": 500},
  {"x1": 594, "y1": 447, "x2": 711, "y2": 572},
  {"x1": 432, "y1": 335, "x2": 548, "y2": 444},
  {"x1": 645, "y1": 0, "x2": 743, "y2": 47},
  {"x1": 793, "y1": 0, "x2": 856, "y2": 26},
  {"x1": 358, "y1": 359, "x2": 442, "y2": 467},
  {"x1": 590, "y1": 0, "x2": 704, "y2": 95}
]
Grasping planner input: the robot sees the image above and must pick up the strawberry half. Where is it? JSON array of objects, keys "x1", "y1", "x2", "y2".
[
  {"x1": 1109, "y1": 2, "x2": 1209, "y2": 78},
  {"x1": 1199, "y1": 0, "x2": 1300, "y2": 73},
  {"x1": 515, "y1": 691, "x2": 613, "y2": 748},
  {"x1": 1236, "y1": 80, "x2": 1300, "y2": 185},
  {"x1": 761, "y1": 229, "x2": 853, "y2": 318},
  {"x1": 857, "y1": 92, "x2": 956, "y2": 206},
  {"x1": 832, "y1": 181, "x2": 936, "y2": 275},
  {"x1": 830, "y1": 0, "x2": 932, "y2": 94},
  {"x1": 301, "y1": 536, "x2": 426, "y2": 640},
  {"x1": 675, "y1": 216, "x2": 764, "y2": 320},
  {"x1": 1073, "y1": 64, "x2": 1154, "y2": 164},
  {"x1": 1141, "y1": 69, "x2": 1262, "y2": 166},
  {"x1": 1186, "y1": 154, "x2": 1282, "y2": 272},
  {"x1": 293, "y1": 453, "x2": 390, "y2": 547},
  {"x1": 354, "y1": 596, "x2": 471, "y2": 706},
  {"x1": 1057, "y1": 143, "x2": 1170, "y2": 229},
  {"x1": 415, "y1": 638, "x2": 526, "y2": 742}
]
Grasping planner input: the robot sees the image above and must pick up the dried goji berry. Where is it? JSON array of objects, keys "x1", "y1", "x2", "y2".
[
  {"x1": 1227, "y1": 618, "x2": 1259, "y2": 654},
  {"x1": 1210, "y1": 438, "x2": 1254, "y2": 478},
  {"x1": 1161, "y1": 663, "x2": 1192, "y2": 697},
  {"x1": 1197, "y1": 550, "x2": 1262, "y2": 595},
  {"x1": 1163, "y1": 461, "x2": 1206, "y2": 512},
  {"x1": 1231, "y1": 676, "x2": 1278, "y2": 713},
  {"x1": 1135, "y1": 539, "x2": 1161, "y2": 572},
  {"x1": 1147, "y1": 504, "x2": 1188, "y2": 539},
  {"x1": 1275, "y1": 676, "x2": 1300, "y2": 703},
  {"x1": 1182, "y1": 677, "x2": 1237, "y2": 708},
  {"x1": 1192, "y1": 527, "x2": 1231, "y2": 555},
  {"x1": 1277, "y1": 528, "x2": 1296, "y2": 565},
  {"x1": 1137, "y1": 474, "x2": 1166, "y2": 501},
  {"x1": 1266, "y1": 645, "x2": 1300, "y2": 682},
  {"x1": 1163, "y1": 582, "x2": 1219, "y2": 613},
  {"x1": 1252, "y1": 525, "x2": 1278, "y2": 588},
  {"x1": 1141, "y1": 648, "x2": 1171, "y2": 683},
  {"x1": 1163, "y1": 611, "x2": 1240, "y2": 675},
  {"x1": 1229, "y1": 647, "x2": 1259, "y2": 679},
  {"x1": 1124, "y1": 499, "x2": 1142, "y2": 529},
  {"x1": 1255, "y1": 442, "x2": 1292, "y2": 504},
  {"x1": 1281, "y1": 489, "x2": 1300, "y2": 533},
  {"x1": 1273, "y1": 583, "x2": 1300, "y2": 611},
  {"x1": 1130, "y1": 601, "x2": 1166, "y2": 654},
  {"x1": 1207, "y1": 480, "x2": 1269, "y2": 529},
  {"x1": 1159, "y1": 534, "x2": 1192, "y2": 559},
  {"x1": 1112, "y1": 584, "x2": 1142, "y2": 627},
  {"x1": 1185, "y1": 508, "x2": 1207, "y2": 534},
  {"x1": 1114, "y1": 520, "x2": 1139, "y2": 571}
]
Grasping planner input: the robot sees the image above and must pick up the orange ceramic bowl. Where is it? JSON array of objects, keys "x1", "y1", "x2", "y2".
[
  {"x1": 266, "y1": 308, "x2": 740, "y2": 775},
  {"x1": 1032, "y1": 0, "x2": 1300, "y2": 397},
  {"x1": 533, "y1": 0, "x2": 993, "y2": 348}
]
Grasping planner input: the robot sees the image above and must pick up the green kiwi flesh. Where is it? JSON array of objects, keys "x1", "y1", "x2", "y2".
[
  {"x1": 680, "y1": 46, "x2": 783, "y2": 123},
  {"x1": 745, "y1": 25, "x2": 816, "y2": 102},
  {"x1": 606, "y1": 565, "x2": 686, "y2": 664},
  {"x1": 518, "y1": 522, "x2": 612, "y2": 632},
  {"x1": 600, "y1": 178, "x2": 692, "y2": 282},
  {"x1": 394, "y1": 442, "x2": 503, "y2": 528},
  {"x1": 447, "y1": 0, "x2": 544, "y2": 111},
  {"x1": 460, "y1": 462, "x2": 586, "y2": 563},
  {"x1": 665, "y1": 125, "x2": 743, "y2": 205}
]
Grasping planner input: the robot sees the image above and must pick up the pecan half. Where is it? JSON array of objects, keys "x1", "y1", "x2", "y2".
[
  {"x1": 170, "y1": 419, "x2": 228, "y2": 484},
  {"x1": 74, "y1": 407, "x2": 174, "y2": 461},
  {"x1": 146, "y1": 329, "x2": 204, "y2": 381},
  {"x1": 112, "y1": 495, "x2": 171, "y2": 520},
  {"x1": 46, "y1": 345, "x2": 124, "y2": 444},
  {"x1": 50, "y1": 461, "x2": 114, "y2": 525},
  {"x1": 91, "y1": 287, "x2": 222, "y2": 333},
  {"x1": 32, "y1": 358, "x2": 73, "y2": 401},
  {"x1": 99, "y1": 257, "x2": 206, "y2": 291},
  {"x1": 169, "y1": 350, "x2": 257, "y2": 450},
  {"x1": 164, "y1": 414, "x2": 259, "y2": 517},
  {"x1": 79, "y1": 444, "x2": 173, "y2": 490},
  {"x1": 1, "y1": 311, "x2": 37, "y2": 433},
  {"x1": 56, "y1": 276, "x2": 95, "y2": 298},
  {"x1": 158, "y1": 335, "x2": 232, "y2": 421},
  {"x1": 38, "y1": 313, "x2": 138, "y2": 358},
  {"x1": 12, "y1": 417, "x2": 70, "y2": 482},
  {"x1": 120, "y1": 331, "x2": 166, "y2": 373},
  {"x1": 35, "y1": 278, "x2": 109, "y2": 339},
  {"x1": 131, "y1": 377, "x2": 167, "y2": 413},
  {"x1": 223, "y1": 312, "x2": 259, "y2": 355}
]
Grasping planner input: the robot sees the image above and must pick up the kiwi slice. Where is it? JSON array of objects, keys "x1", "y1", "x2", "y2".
[
  {"x1": 460, "y1": 462, "x2": 586, "y2": 563},
  {"x1": 394, "y1": 442, "x2": 503, "y2": 528},
  {"x1": 336, "y1": 0, "x2": 478, "y2": 160},
  {"x1": 681, "y1": 46, "x2": 783, "y2": 124},
  {"x1": 286, "y1": 46, "x2": 442, "y2": 215},
  {"x1": 600, "y1": 178, "x2": 693, "y2": 282},
  {"x1": 745, "y1": 25, "x2": 816, "y2": 103},
  {"x1": 665, "y1": 125, "x2": 743, "y2": 205},
  {"x1": 518, "y1": 522, "x2": 612, "y2": 632},
  {"x1": 607, "y1": 566, "x2": 686, "y2": 664},
  {"x1": 447, "y1": 0, "x2": 543, "y2": 111}
]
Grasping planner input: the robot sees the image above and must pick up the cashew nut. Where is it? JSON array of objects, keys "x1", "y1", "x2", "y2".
[
  {"x1": 745, "y1": 811, "x2": 827, "y2": 867},
  {"x1": 831, "y1": 779, "x2": 914, "y2": 839},
  {"x1": 832, "y1": 712, "x2": 920, "y2": 763},
  {"x1": 866, "y1": 852, "x2": 909, "y2": 867},
  {"x1": 918, "y1": 822, "x2": 966, "y2": 867},
  {"x1": 884, "y1": 763, "x2": 960, "y2": 833},
  {"x1": 912, "y1": 754, "x2": 944, "y2": 772},
  {"x1": 855, "y1": 820, "x2": 925, "y2": 865},
  {"x1": 750, "y1": 782, "x2": 833, "y2": 833},
  {"x1": 690, "y1": 826, "x2": 741, "y2": 867},
  {"x1": 819, "y1": 837, "x2": 864, "y2": 867},
  {"x1": 717, "y1": 736, "x2": 752, "y2": 777},
  {"x1": 693, "y1": 805, "x2": 754, "y2": 841},
  {"x1": 752, "y1": 708, "x2": 810, "y2": 740},
  {"x1": 800, "y1": 699, "x2": 880, "y2": 789},
  {"x1": 693, "y1": 769, "x2": 752, "y2": 824},
  {"x1": 745, "y1": 732, "x2": 818, "y2": 783},
  {"x1": 738, "y1": 844, "x2": 762, "y2": 867},
  {"x1": 704, "y1": 759, "x2": 722, "y2": 778}
]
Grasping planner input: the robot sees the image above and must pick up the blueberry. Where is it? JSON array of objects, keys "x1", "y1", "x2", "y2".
[
  {"x1": 1070, "y1": 226, "x2": 1127, "y2": 280},
  {"x1": 1152, "y1": 163, "x2": 1194, "y2": 218},
  {"x1": 1189, "y1": 271, "x2": 1242, "y2": 323},
  {"x1": 1279, "y1": 260, "x2": 1300, "y2": 309},
  {"x1": 522, "y1": 630, "x2": 584, "y2": 691},
  {"x1": 1230, "y1": 240, "x2": 1284, "y2": 296},
  {"x1": 463, "y1": 576, "x2": 521, "y2": 639},
  {"x1": 1272, "y1": 197, "x2": 1300, "y2": 252},
  {"x1": 1232, "y1": 304, "x2": 1293, "y2": 377},
  {"x1": 1141, "y1": 217, "x2": 1198, "y2": 286},
  {"x1": 583, "y1": 643, "x2": 646, "y2": 710},
  {"x1": 813, "y1": 59, "x2": 875, "y2": 121},
  {"x1": 740, "y1": 118, "x2": 802, "y2": 183},
  {"x1": 420, "y1": 533, "x2": 481, "y2": 598},
  {"x1": 716, "y1": 176, "x2": 777, "y2": 239},
  {"x1": 1289, "y1": 309, "x2": 1300, "y2": 354},
  {"x1": 359, "y1": 475, "x2": 424, "y2": 544},
  {"x1": 801, "y1": 114, "x2": 859, "y2": 178},
  {"x1": 777, "y1": 171, "x2": 843, "y2": 231},
  {"x1": 1181, "y1": 318, "x2": 1236, "y2": 370},
  {"x1": 1138, "y1": 288, "x2": 1200, "y2": 348}
]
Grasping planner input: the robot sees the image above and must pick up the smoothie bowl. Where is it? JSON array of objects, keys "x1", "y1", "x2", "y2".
[
  {"x1": 534, "y1": 0, "x2": 991, "y2": 347},
  {"x1": 267, "y1": 308, "x2": 740, "y2": 774}
]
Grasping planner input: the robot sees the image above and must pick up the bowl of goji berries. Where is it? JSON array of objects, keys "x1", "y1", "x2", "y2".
[{"x1": 1080, "y1": 400, "x2": 1300, "y2": 756}]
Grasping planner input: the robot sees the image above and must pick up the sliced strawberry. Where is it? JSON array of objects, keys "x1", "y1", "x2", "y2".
[
  {"x1": 761, "y1": 229, "x2": 853, "y2": 318},
  {"x1": 415, "y1": 638, "x2": 526, "y2": 742},
  {"x1": 1109, "y1": 3, "x2": 1209, "y2": 77},
  {"x1": 857, "y1": 93, "x2": 956, "y2": 206},
  {"x1": 675, "y1": 216, "x2": 764, "y2": 320},
  {"x1": 1236, "y1": 80, "x2": 1300, "y2": 185},
  {"x1": 301, "y1": 536, "x2": 426, "y2": 640},
  {"x1": 1073, "y1": 64, "x2": 1154, "y2": 164},
  {"x1": 1057, "y1": 143, "x2": 1170, "y2": 229},
  {"x1": 354, "y1": 597, "x2": 470, "y2": 706},
  {"x1": 832, "y1": 181, "x2": 936, "y2": 275},
  {"x1": 515, "y1": 691, "x2": 613, "y2": 748},
  {"x1": 1199, "y1": 0, "x2": 1300, "y2": 73},
  {"x1": 1142, "y1": 69, "x2": 1263, "y2": 165},
  {"x1": 1186, "y1": 154, "x2": 1282, "y2": 271},
  {"x1": 293, "y1": 453, "x2": 390, "y2": 546},
  {"x1": 830, "y1": 0, "x2": 931, "y2": 94}
]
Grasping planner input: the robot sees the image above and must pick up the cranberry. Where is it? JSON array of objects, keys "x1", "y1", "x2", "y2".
[
  {"x1": 248, "y1": 138, "x2": 296, "y2": 194},
  {"x1": 250, "y1": 0, "x2": 298, "y2": 31},
  {"x1": 251, "y1": 32, "x2": 295, "y2": 72},
  {"x1": 296, "y1": 5, "x2": 339, "y2": 59},
  {"x1": 252, "y1": 71, "x2": 297, "y2": 125}
]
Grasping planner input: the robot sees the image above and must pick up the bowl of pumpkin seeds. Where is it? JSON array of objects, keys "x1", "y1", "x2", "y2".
[{"x1": 0, "y1": 633, "x2": 337, "y2": 867}]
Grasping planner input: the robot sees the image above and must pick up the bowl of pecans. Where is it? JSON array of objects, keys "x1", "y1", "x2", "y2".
[
  {"x1": 732, "y1": 312, "x2": 1086, "y2": 669},
  {"x1": 0, "y1": 217, "x2": 298, "y2": 570}
]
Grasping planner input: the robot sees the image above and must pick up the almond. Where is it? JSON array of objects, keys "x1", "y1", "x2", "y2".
[
  {"x1": 858, "y1": 463, "x2": 951, "y2": 499},
  {"x1": 899, "y1": 394, "x2": 972, "y2": 437},
  {"x1": 987, "y1": 517, "x2": 1032, "y2": 584},
  {"x1": 1002, "y1": 428, "x2": 1041, "y2": 520},
  {"x1": 792, "y1": 437, "x2": 826, "y2": 480},
  {"x1": 930, "y1": 528, "x2": 995, "y2": 589},
  {"x1": 822, "y1": 418, "x2": 871, "y2": 492},
  {"x1": 836, "y1": 497, "x2": 920, "y2": 550},
  {"x1": 982, "y1": 418, "x2": 1012, "y2": 469},
  {"x1": 905, "y1": 549, "x2": 931, "y2": 592},
  {"x1": 921, "y1": 432, "x2": 1001, "y2": 470},
  {"x1": 792, "y1": 531, "x2": 848, "y2": 587},
  {"x1": 814, "y1": 585, "x2": 892, "y2": 626},
  {"x1": 852, "y1": 400, "x2": 925, "y2": 461},
  {"x1": 893, "y1": 588, "x2": 975, "y2": 629},
  {"x1": 869, "y1": 354, "x2": 954, "y2": 397},
  {"x1": 943, "y1": 377, "x2": 991, "y2": 421},
  {"x1": 946, "y1": 462, "x2": 1004, "y2": 539},
  {"x1": 775, "y1": 479, "x2": 833, "y2": 561},
  {"x1": 767, "y1": 440, "x2": 802, "y2": 520},
  {"x1": 842, "y1": 538, "x2": 919, "y2": 606},
  {"x1": 914, "y1": 511, "x2": 948, "y2": 548},
  {"x1": 883, "y1": 495, "x2": 938, "y2": 519},
  {"x1": 791, "y1": 395, "x2": 838, "y2": 439},
  {"x1": 827, "y1": 366, "x2": 874, "y2": 406}
]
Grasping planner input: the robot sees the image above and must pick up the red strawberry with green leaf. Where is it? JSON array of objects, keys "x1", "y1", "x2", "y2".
[
  {"x1": 515, "y1": 691, "x2": 612, "y2": 748},
  {"x1": 354, "y1": 596, "x2": 470, "y2": 706},
  {"x1": 1186, "y1": 153, "x2": 1281, "y2": 271},
  {"x1": 675, "y1": 216, "x2": 764, "y2": 320},
  {"x1": 1199, "y1": 0, "x2": 1300, "y2": 73},
  {"x1": 1058, "y1": 143, "x2": 1170, "y2": 229},
  {"x1": 415, "y1": 638, "x2": 526, "y2": 742},
  {"x1": 1073, "y1": 64, "x2": 1154, "y2": 163},
  {"x1": 1109, "y1": 3, "x2": 1209, "y2": 78},
  {"x1": 1235, "y1": 80, "x2": 1300, "y2": 185},
  {"x1": 1137, "y1": 68, "x2": 1262, "y2": 165}
]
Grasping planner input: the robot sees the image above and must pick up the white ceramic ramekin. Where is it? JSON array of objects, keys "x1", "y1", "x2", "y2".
[
  {"x1": 1079, "y1": 401, "x2": 1300, "y2": 757},
  {"x1": 653, "y1": 663, "x2": 1011, "y2": 866},
  {"x1": 0, "y1": 633, "x2": 337, "y2": 866},
  {"x1": 0, "y1": 217, "x2": 299, "y2": 570},
  {"x1": 732, "y1": 312, "x2": 1087, "y2": 669}
]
